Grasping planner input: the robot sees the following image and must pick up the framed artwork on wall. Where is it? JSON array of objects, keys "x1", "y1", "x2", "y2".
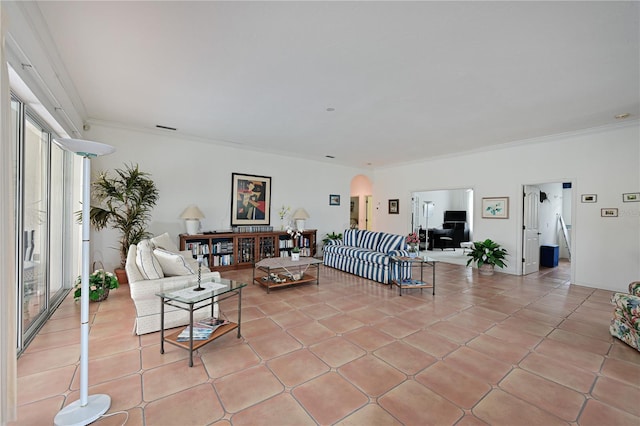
[
  {"x1": 623, "y1": 192, "x2": 639, "y2": 202},
  {"x1": 601, "y1": 208, "x2": 618, "y2": 217},
  {"x1": 482, "y1": 197, "x2": 509, "y2": 219},
  {"x1": 230, "y1": 173, "x2": 271, "y2": 226},
  {"x1": 581, "y1": 194, "x2": 597, "y2": 203},
  {"x1": 388, "y1": 199, "x2": 399, "y2": 214},
  {"x1": 329, "y1": 194, "x2": 340, "y2": 206}
]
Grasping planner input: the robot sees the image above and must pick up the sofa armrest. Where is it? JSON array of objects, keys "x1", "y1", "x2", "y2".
[
  {"x1": 611, "y1": 292, "x2": 640, "y2": 319},
  {"x1": 325, "y1": 239, "x2": 343, "y2": 246},
  {"x1": 629, "y1": 281, "x2": 640, "y2": 297},
  {"x1": 129, "y1": 271, "x2": 221, "y2": 301}
]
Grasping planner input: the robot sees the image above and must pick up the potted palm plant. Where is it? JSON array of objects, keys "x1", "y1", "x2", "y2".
[
  {"x1": 86, "y1": 163, "x2": 159, "y2": 282},
  {"x1": 465, "y1": 238, "x2": 508, "y2": 275}
]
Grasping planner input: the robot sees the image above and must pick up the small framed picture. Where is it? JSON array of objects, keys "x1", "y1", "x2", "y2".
[
  {"x1": 329, "y1": 194, "x2": 340, "y2": 206},
  {"x1": 601, "y1": 208, "x2": 618, "y2": 217},
  {"x1": 581, "y1": 194, "x2": 597, "y2": 203},
  {"x1": 482, "y1": 197, "x2": 509, "y2": 219},
  {"x1": 623, "y1": 192, "x2": 639, "y2": 202},
  {"x1": 388, "y1": 199, "x2": 399, "y2": 214}
]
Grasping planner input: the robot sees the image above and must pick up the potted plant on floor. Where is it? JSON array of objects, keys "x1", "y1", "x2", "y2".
[
  {"x1": 465, "y1": 238, "x2": 508, "y2": 275},
  {"x1": 84, "y1": 163, "x2": 159, "y2": 283}
]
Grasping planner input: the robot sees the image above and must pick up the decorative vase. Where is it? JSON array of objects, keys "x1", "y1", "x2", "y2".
[
  {"x1": 291, "y1": 252, "x2": 300, "y2": 261},
  {"x1": 114, "y1": 268, "x2": 128, "y2": 285},
  {"x1": 408, "y1": 244, "x2": 418, "y2": 258},
  {"x1": 478, "y1": 264, "x2": 495, "y2": 276}
]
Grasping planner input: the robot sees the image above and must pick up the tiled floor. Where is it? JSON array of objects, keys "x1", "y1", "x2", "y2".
[{"x1": 11, "y1": 260, "x2": 640, "y2": 425}]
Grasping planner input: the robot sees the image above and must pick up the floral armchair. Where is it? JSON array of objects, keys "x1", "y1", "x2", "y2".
[{"x1": 610, "y1": 281, "x2": 640, "y2": 351}]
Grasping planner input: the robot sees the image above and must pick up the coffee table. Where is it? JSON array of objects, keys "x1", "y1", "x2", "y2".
[
  {"x1": 156, "y1": 277, "x2": 246, "y2": 367},
  {"x1": 253, "y1": 256, "x2": 322, "y2": 293},
  {"x1": 389, "y1": 255, "x2": 438, "y2": 296}
]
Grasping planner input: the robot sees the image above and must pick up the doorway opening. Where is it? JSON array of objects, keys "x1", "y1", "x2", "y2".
[
  {"x1": 522, "y1": 182, "x2": 573, "y2": 277},
  {"x1": 411, "y1": 188, "x2": 474, "y2": 265},
  {"x1": 350, "y1": 175, "x2": 372, "y2": 230}
]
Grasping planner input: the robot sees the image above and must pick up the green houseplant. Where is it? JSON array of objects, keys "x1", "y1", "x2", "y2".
[
  {"x1": 73, "y1": 269, "x2": 119, "y2": 302},
  {"x1": 322, "y1": 232, "x2": 343, "y2": 246},
  {"x1": 86, "y1": 163, "x2": 159, "y2": 268},
  {"x1": 465, "y1": 238, "x2": 508, "y2": 275}
]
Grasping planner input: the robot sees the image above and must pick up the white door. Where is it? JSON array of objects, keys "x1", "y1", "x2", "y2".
[{"x1": 523, "y1": 185, "x2": 540, "y2": 275}]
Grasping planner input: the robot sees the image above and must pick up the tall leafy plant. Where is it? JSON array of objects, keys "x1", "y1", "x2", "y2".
[
  {"x1": 87, "y1": 163, "x2": 159, "y2": 267},
  {"x1": 465, "y1": 238, "x2": 508, "y2": 269}
]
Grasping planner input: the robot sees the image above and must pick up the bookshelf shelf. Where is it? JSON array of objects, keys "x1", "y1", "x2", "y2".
[{"x1": 180, "y1": 229, "x2": 317, "y2": 272}]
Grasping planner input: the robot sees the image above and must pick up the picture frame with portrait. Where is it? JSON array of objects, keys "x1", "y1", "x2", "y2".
[{"x1": 231, "y1": 173, "x2": 271, "y2": 226}]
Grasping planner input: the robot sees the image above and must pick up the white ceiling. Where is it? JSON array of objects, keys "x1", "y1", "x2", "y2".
[{"x1": 34, "y1": 1, "x2": 639, "y2": 168}]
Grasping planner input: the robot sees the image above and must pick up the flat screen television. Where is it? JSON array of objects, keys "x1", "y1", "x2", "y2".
[{"x1": 444, "y1": 210, "x2": 467, "y2": 222}]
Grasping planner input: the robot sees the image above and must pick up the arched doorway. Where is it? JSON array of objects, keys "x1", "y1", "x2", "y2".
[{"x1": 350, "y1": 175, "x2": 373, "y2": 230}]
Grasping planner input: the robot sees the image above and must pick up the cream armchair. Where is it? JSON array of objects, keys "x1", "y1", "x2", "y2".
[{"x1": 125, "y1": 234, "x2": 220, "y2": 335}]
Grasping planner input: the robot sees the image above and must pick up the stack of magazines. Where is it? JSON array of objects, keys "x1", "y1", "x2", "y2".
[{"x1": 176, "y1": 317, "x2": 229, "y2": 341}]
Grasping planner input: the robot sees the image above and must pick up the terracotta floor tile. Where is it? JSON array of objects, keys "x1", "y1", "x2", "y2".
[
  {"x1": 547, "y1": 328, "x2": 612, "y2": 355},
  {"x1": 17, "y1": 365, "x2": 76, "y2": 405},
  {"x1": 17, "y1": 344, "x2": 79, "y2": 377},
  {"x1": 143, "y1": 383, "x2": 224, "y2": 425},
  {"x1": 64, "y1": 373, "x2": 143, "y2": 413},
  {"x1": 445, "y1": 311, "x2": 497, "y2": 333},
  {"x1": 378, "y1": 380, "x2": 463, "y2": 425},
  {"x1": 344, "y1": 326, "x2": 396, "y2": 351},
  {"x1": 300, "y1": 302, "x2": 341, "y2": 319},
  {"x1": 373, "y1": 341, "x2": 436, "y2": 375},
  {"x1": 601, "y1": 357, "x2": 640, "y2": 387},
  {"x1": 485, "y1": 324, "x2": 544, "y2": 348},
  {"x1": 287, "y1": 321, "x2": 335, "y2": 345},
  {"x1": 499, "y1": 316, "x2": 555, "y2": 337},
  {"x1": 230, "y1": 393, "x2": 316, "y2": 425},
  {"x1": 592, "y1": 376, "x2": 640, "y2": 416},
  {"x1": 609, "y1": 340, "x2": 640, "y2": 365},
  {"x1": 309, "y1": 336, "x2": 366, "y2": 368},
  {"x1": 239, "y1": 317, "x2": 282, "y2": 339},
  {"x1": 214, "y1": 365, "x2": 283, "y2": 413},
  {"x1": 402, "y1": 329, "x2": 459, "y2": 358},
  {"x1": 346, "y1": 307, "x2": 390, "y2": 325},
  {"x1": 293, "y1": 372, "x2": 369, "y2": 424},
  {"x1": 499, "y1": 368, "x2": 585, "y2": 421},
  {"x1": 267, "y1": 349, "x2": 330, "y2": 387},
  {"x1": 269, "y1": 309, "x2": 313, "y2": 329},
  {"x1": 467, "y1": 333, "x2": 530, "y2": 364},
  {"x1": 512, "y1": 307, "x2": 564, "y2": 327},
  {"x1": 141, "y1": 359, "x2": 209, "y2": 401},
  {"x1": 338, "y1": 355, "x2": 406, "y2": 396},
  {"x1": 518, "y1": 352, "x2": 596, "y2": 393},
  {"x1": 141, "y1": 342, "x2": 190, "y2": 370},
  {"x1": 444, "y1": 346, "x2": 512, "y2": 384},
  {"x1": 255, "y1": 300, "x2": 294, "y2": 316},
  {"x1": 8, "y1": 396, "x2": 64, "y2": 426},
  {"x1": 319, "y1": 313, "x2": 365, "y2": 334},
  {"x1": 579, "y1": 399, "x2": 640, "y2": 426},
  {"x1": 248, "y1": 330, "x2": 302, "y2": 360},
  {"x1": 427, "y1": 320, "x2": 479, "y2": 344},
  {"x1": 335, "y1": 403, "x2": 403, "y2": 426},
  {"x1": 473, "y1": 389, "x2": 567, "y2": 426},
  {"x1": 201, "y1": 341, "x2": 260, "y2": 378},
  {"x1": 535, "y1": 339, "x2": 604, "y2": 372},
  {"x1": 416, "y1": 362, "x2": 491, "y2": 409},
  {"x1": 70, "y1": 350, "x2": 141, "y2": 390}
]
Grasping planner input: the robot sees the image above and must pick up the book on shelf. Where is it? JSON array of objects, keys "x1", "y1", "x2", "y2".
[
  {"x1": 399, "y1": 278, "x2": 425, "y2": 286},
  {"x1": 176, "y1": 326, "x2": 214, "y2": 341},
  {"x1": 196, "y1": 316, "x2": 229, "y2": 331}
]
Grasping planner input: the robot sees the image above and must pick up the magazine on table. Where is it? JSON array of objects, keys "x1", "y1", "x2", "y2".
[
  {"x1": 195, "y1": 316, "x2": 230, "y2": 331},
  {"x1": 176, "y1": 326, "x2": 214, "y2": 341}
]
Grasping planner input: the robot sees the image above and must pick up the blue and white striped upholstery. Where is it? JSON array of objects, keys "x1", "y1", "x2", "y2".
[
  {"x1": 322, "y1": 230, "x2": 411, "y2": 284},
  {"x1": 377, "y1": 233, "x2": 405, "y2": 253},
  {"x1": 343, "y1": 229, "x2": 360, "y2": 246},
  {"x1": 359, "y1": 230, "x2": 381, "y2": 251}
]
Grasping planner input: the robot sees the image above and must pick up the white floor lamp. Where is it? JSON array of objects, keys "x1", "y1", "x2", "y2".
[{"x1": 53, "y1": 138, "x2": 115, "y2": 426}]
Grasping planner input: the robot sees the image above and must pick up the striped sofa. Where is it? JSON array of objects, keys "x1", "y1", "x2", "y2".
[{"x1": 323, "y1": 229, "x2": 410, "y2": 284}]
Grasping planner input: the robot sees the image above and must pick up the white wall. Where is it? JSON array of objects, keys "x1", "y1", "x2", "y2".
[
  {"x1": 372, "y1": 123, "x2": 640, "y2": 292},
  {"x1": 85, "y1": 122, "x2": 366, "y2": 270}
]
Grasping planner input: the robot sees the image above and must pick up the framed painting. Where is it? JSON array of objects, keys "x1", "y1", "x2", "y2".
[
  {"x1": 329, "y1": 194, "x2": 340, "y2": 206},
  {"x1": 231, "y1": 173, "x2": 271, "y2": 226},
  {"x1": 601, "y1": 208, "x2": 618, "y2": 217},
  {"x1": 623, "y1": 192, "x2": 640, "y2": 202},
  {"x1": 388, "y1": 199, "x2": 399, "y2": 214},
  {"x1": 482, "y1": 197, "x2": 509, "y2": 219},
  {"x1": 581, "y1": 194, "x2": 597, "y2": 203}
]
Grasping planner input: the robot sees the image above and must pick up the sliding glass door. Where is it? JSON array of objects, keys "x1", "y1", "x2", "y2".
[{"x1": 14, "y1": 94, "x2": 73, "y2": 352}]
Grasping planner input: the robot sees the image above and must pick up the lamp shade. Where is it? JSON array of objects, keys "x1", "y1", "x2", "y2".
[
  {"x1": 292, "y1": 208, "x2": 310, "y2": 220},
  {"x1": 180, "y1": 205, "x2": 205, "y2": 219}
]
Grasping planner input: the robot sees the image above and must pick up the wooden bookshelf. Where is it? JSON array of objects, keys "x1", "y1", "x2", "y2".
[{"x1": 179, "y1": 229, "x2": 317, "y2": 271}]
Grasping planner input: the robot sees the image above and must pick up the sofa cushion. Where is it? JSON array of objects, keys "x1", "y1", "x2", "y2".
[
  {"x1": 323, "y1": 245, "x2": 390, "y2": 265},
  {"x1": 125, "y1": 244, "x2": 145, "y2": 283},
  {"x1": 136, "y1": 239, "x2": 164, "y2": 280},
  {"x1": 343, "y1": 229, "x2": 360, "y2": 247},
  {"x1": 151, "y1": 232, "x2": 180, "y2": 253},
  {"x1": 359, "y1": 230, "x2": 381, "y2": 251},
  {"x1": 377, "y1": 233, "x2": 405, "y2": 253},
  {"x1": 153, "y1": 248, "x2": 195, "y2": 276}
]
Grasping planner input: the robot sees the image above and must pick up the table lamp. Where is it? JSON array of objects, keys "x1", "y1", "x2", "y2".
[
  {"x1": 181, "y1": 205, "x2": 205, "y2": 234},
  {"x1": 292, "y1": 208, "x2": 310, "y2": 231}
]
